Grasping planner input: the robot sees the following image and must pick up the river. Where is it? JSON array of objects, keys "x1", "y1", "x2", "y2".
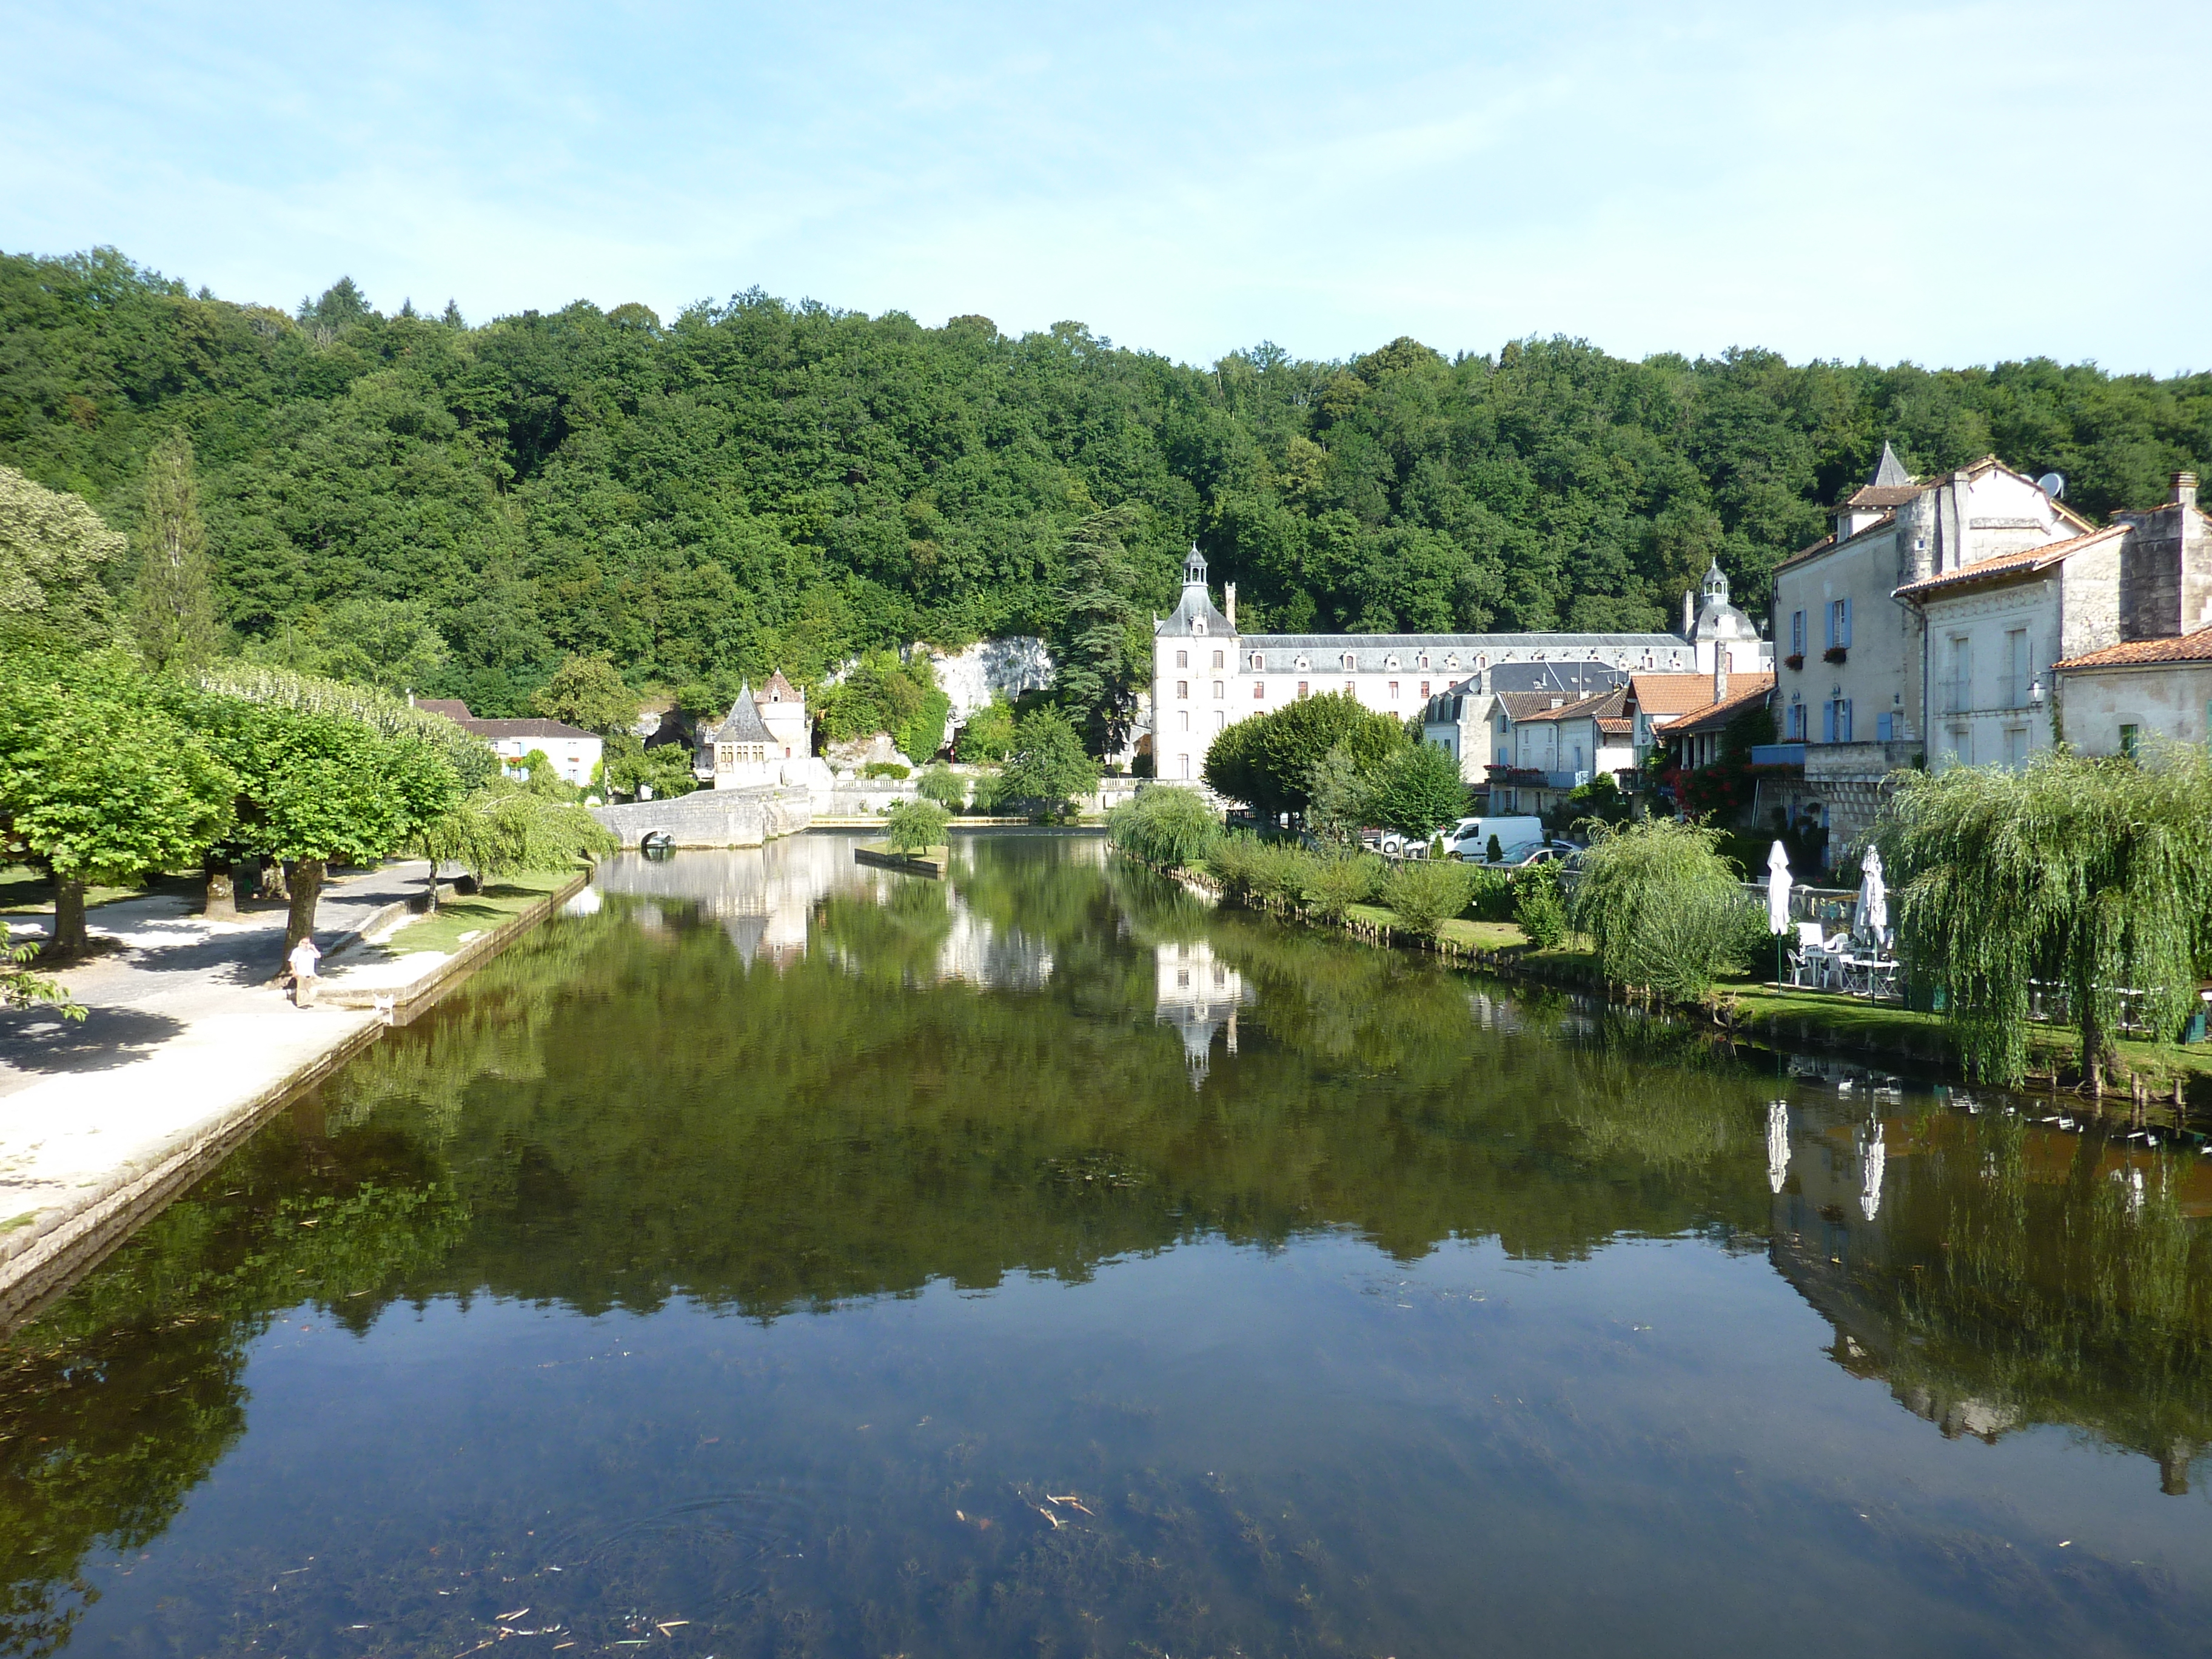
[{"x1": 2, "y1": 831, "x2": 2208, "y2": 1657}]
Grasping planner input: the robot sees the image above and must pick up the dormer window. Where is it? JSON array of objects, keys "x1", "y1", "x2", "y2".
[
  {"x1": 1341, "y1": 652, "x2": 1355, "y2": 671},
  {"x1": 1193, "y1": 617, "x2": 1207, "y2": 635},
  {"x1": 1384, "y1": 655, "x2": 1400, "y2": 671},
  {"x1": 1250, "y1": 652, "x2": 1263, "y2": 671},
  {"x1": 1295, "y1": 655, "x2": 1309, "y2": 671},
  {"x1": 1417, "y1": 653, "x2": 1430, "y2": 669},
  {"x1": 1444, "y1": 654, "x2": 1458, "y2": 670}
]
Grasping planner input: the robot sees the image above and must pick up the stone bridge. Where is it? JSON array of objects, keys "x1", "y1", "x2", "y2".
[{"x1": 590, "y1": 785, "x2": 813, "y2": 849}]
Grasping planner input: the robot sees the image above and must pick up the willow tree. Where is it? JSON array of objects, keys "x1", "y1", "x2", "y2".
[{"x1": 1886, "y1": 747, "x2": 2212, "y2": 1088}]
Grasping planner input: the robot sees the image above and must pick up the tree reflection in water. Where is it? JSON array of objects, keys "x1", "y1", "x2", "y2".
[{"x1": 1, "y1": 834, "x2": 2207, "y2": 1656}]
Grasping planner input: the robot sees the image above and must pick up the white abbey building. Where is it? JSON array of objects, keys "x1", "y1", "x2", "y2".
[{"x1": 1150, "y1": 546, "x2": 1769, "y2": 785}]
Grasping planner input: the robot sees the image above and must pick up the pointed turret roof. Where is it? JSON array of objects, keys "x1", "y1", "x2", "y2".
[
  {"x1": 1844, "y1": 441, "x2": 1922, "y2": 509},
  {"x1": 1155, "y1": 543, "x2": 1233, "y2": 638},
  {"x1": 756, "y1": 669, "x2": 800, "y2": 704},
  {"x1": 1868, "y1": 440, "x2": 1911, "y2": 489},
  {"x1": 708, "y1": 683, "x2": 774, "y2": 744}
]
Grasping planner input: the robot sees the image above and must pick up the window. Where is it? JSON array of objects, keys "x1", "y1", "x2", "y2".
[
  {"x1": 1179, "y1": 710, "x2": 1190, "y2": 731},
  {"x1": 1175, "y1": 680, "x2": 1188, "y2": 699},
  {"x1": 1251, "y1": 652, "x2": 1264, "y2": 671},
  {"x1": 1418, "y1": 653, "x2": 1430, "y2": 669},
  {"x1": 1946, "y1": 637, "x2": 1969, "y2": 714},
  {"x1": 1345, "y1": 680, "x2": 1356, "y2": 698},
  {"x1": 1179, "y1": 754, "x2": 1190, "y2": 778},
  {"x1": 1823, "y1": 699, "x2": 1853, "y2": 743},
  {"x1": 1177, "y1": 969, "x2": 1189, "y2": 988},
  {"x1": 2120, "y1": 723, "x2": 2140, "y2": 759},
  {"x1": 1826, "y1": 598, "x2": 1852, "y2": 649},
  {"x1": 1877, "y1": 712, "x2": 1893, "y2": 742},
  {"x1": 1420, "y1": 680, "x2": 1430, "y2": 697},
  {"x1": 1212, "y1": 680, "x2": 1224, "y2": 699},
  {"x1": 1297, "y1": 681, "x2": 1308, "y2": 697},
  {"x1": 1786, "y1": 702, "x2": 1805, "y2": 740},
  {"x1": 1212, "y1": 649, "x2": 1224, "y2": 669},
  {"x1": 1176, "y1": 649, "x2": 1188, "y2": 668},
  {"x1": 1389, "y1": 681, "x2": 1400, "y2": 699},
  {"x1": 2005, "y1": 629, "x2": 2029, "y2": 709},
  {"x1": 2005, "y1": 726, "x2": 2028, "y2": 768},
  {"x1": 1791, "y1": 610, "x2": 1805, "y2": 656},
  {"x1": 1214, "y1": 710, "x2": 1226, "y2": 729},
  {"x1": 1253, "y1": 682, "x2": 1265, "y2": 700}
]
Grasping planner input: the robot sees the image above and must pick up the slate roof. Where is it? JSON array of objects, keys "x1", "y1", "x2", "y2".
[
  {"x1": 1892, "y1": 524, "x2": 2128, "y2": 600},
  {"x1": 706, "y1": 686, "x2": 774, "y2": 744},
  {"x1": 450, "y1": 717, "x2": 598, "y2": 742},
  {"x1": 2054, "y1": 628, "x2": 2212, "y2": 672},
  {"x1": 756, "y1": 670, "x2": 800, "y2": 703},
  {"x1": 1492, "y1": 691, "x2": 1569, "y2": 723},
  {"x1": 413, "y1": 697, "x2": 474, "y2": 720}
]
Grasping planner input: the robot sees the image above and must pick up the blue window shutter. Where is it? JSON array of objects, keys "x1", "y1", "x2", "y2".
[
  {"x1": 1877, "y1": 712, "x2": 1892, "y2": 742},
  {"x1": 1825, "y1": 606, "x2": 1835, "y2": 650},
  {"x1": 1840, "y1": 700, "x2": 1853, "y2": 743},
  {"x1": 1842, "y1": 598, "x2": 1853, "y2": 647},
  {"x1": 1823, "y1": 702, "x2": 1835, "y2": 743}
]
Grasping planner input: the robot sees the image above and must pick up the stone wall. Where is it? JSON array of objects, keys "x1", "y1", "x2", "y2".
[{"x1": 591, "y1": 785, "x2": 813, "y2": 849}]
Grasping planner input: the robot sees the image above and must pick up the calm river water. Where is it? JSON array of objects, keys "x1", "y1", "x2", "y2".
[{"x1": 5, "y1": 832, "x2": 2211, "y2": 1657}]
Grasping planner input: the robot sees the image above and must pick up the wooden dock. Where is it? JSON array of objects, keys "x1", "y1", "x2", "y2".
[{"x1": 854, "y1": 843, "x2": 948, "y2": 879}]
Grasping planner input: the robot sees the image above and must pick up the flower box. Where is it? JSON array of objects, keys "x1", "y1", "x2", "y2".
[
  {"x1": 1822, "y1": 645, "x2": 1849, "y2": 665},
  {"x1": 1783, "y1": 652, "x2": 1805, "y2": 671}
]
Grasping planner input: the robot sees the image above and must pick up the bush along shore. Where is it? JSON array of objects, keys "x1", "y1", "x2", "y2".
[{"x1": 1105, "y1": 788, "x2": 2212, "y2": 1127}]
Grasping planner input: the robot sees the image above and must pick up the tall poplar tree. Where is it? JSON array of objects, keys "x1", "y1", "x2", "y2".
[
  {"x1": 129, "y1": 432, "x2": 221, "y2": 672},
  {"x1": 1051, "y1": 506, "x2": 1147, "y2": 759}
]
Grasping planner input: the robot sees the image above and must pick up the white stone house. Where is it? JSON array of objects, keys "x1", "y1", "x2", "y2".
[
  {"x1": 2053, "y1": 628, "x2": 2212, "y2": 757},
  {"x1": 417, "y1": 700, "x2": 603, "y2": 788},
  {"x1": 1151, "y1": 544, "x2": 1754, "y2": 788},
  {"x1": 1766, "y1": 445, "x2": 2092, "y2": 846},
  {"x1": 1420, "y1": 661, "x2": 1633, "y2": 780},
  {"x1": 1894, "y1": 524, "x2": 2131, "y2": 773},
  {"x1": 752, "y1": 670, "x2": 811, "y2": 760},
  {"x1": 1487, "y1": 688, "x2": 1635, "y2": 815}
]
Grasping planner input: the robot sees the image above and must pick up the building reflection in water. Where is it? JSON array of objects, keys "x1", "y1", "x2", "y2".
[
  {"x1": 594, "y1": 836, "x2": 1056, "y2": 990},
  {"x1": 1153, "y1": 939, "x2": 1253, "y2": 1088}
]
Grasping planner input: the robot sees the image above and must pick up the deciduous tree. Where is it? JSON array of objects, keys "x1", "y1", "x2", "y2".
[
  {"x1": 128, "y1": 432, "x2": 221, "y2": 672},
  {"x1": 532, "y1": 654, "x2": 640, "y2": 736},
  {"x1": 0, "y1": 467, "x2": 124, "y2": 653}
]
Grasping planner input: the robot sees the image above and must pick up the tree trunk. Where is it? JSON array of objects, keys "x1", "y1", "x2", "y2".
[
  {"x1": 204, "y1": 853, "x2": 237, "y2": 922},
  {"x1": 284, "y1": 857, "x2": 326, "y2": 960},
  {"x1": 260, "y1": 857, "x2": 290, "y2": 902},
  {"x1": 423, "y1": 862, "x2": 440, "y2": 914},
  {"x1": 49, "y1": 875, "x2": 88, "y2": 959}
]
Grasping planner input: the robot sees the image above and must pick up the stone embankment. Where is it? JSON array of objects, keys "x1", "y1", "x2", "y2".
[{"x1": 0, "y1": 862, "x2": 588, "y2": 1321}]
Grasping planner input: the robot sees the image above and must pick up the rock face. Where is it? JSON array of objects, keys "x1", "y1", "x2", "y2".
[
  {"x1": 825, "y1": 732, "x2": 917, "y2": 771},
  {"x1": 928, "y1": 638, "x2": 1054, "y2": 727}
]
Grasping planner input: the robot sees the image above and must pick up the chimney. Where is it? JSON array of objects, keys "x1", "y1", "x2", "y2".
[
  {"x1": 1713, "y1": 652, "x2": 1728, "y2": 703},
  {"x1": 1225, "y1": 582, "x2": 1237, "y2": 630},
  {"x1": 2176, "y1": 472, "x2": 2199, "y2": 511},
  {"x1": 1682, "y1": 589, "x2": 1695, "y2": 634}
]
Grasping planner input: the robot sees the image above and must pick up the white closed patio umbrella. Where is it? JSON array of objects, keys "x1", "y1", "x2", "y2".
[
  {"x1": 1858, "y1": 845, "x2": 1889, "y2": 945},
  {"x1": 1765, "y1": 841, "x2": 1794, "y2": 934}
]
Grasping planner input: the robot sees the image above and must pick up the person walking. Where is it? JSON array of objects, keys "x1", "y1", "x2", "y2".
[{"x1": 288, "y1": 934, "x2": 322, "y2": 1008}]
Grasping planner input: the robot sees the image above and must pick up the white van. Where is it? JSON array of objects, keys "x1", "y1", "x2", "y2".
[{"x1": 1446, "y1": 816, "x2": 1544, "y2": 862}]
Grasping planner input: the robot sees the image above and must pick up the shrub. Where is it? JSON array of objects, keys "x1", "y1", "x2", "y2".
[
  {"x1": 1105, "y1": 785, "x2": 1221, "y2": 868},
  {"x1": 998, "y1": 708, "x2": 1099, "y2": 817},
  {"x1": 861, "y1": 761, "x2": 911, "y2": 780},
  {"x1": 1205, "y1": 831, "x2": 1265, "y2": 899},
  {"x1": 1250, "y1": 842, "x2": 1318, "y2": 909},
  {"x1": 1567, "y1": 818, "x2": 1754, "y2": 999},
  {"x1": 1304, "y1": 853, "x2": 1381, "y2": 923},
  {"x1": 954, "y1": 694, "x2": 1017, "y2": 762},
  {"x1": 1513, "y1": 864, "x2": 1569, "y2": 948},
  {"x1": 885, "y1": 798, "x2": 950, "y2": 854},
  {"x1": 1463, "y1": 865, "x2": 1515, "y2": 922},
  {"x1": 917, "y1": 765, "x2": 967, "y2": 808},
  {"x1": 1381, "y1": 858, "x2": 1475, "y2": 939},
  {"x1": 1366, "y1": 742, "x2": 1470, "y2": 839}
]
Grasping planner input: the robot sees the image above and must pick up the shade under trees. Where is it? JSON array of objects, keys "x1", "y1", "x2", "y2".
[{"x1": 1886, "y1": 747, "x2": 2212, "y2": 1088}]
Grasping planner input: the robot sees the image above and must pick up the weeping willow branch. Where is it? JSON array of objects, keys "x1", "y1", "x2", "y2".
[{"x1": 1884, "y1": 744, "x2": 2212, "y2": 1088}]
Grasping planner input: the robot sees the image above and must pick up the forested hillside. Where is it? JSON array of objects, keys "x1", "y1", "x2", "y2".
[{"x1": 5, "y1": 246, "x2": 2209, "y2": 714}]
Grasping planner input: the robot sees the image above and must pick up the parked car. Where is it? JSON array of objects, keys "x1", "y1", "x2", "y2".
[
  {"x1": 1489, "y1": 839, "x2": 1581, "y2": 869},
  {"x1": 1444, "y1": 816, "x2": 1544, "y2": 862}
]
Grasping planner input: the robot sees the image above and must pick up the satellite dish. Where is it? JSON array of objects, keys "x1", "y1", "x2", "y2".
[{"x1": 2037, "y1": 471, "x2": 2066, "y2": 500}]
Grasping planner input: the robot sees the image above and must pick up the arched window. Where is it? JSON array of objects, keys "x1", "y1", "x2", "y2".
[
  {"x1": 1341, "y1": 652, "x2": 1356, "y2": 671},
  {"x1": 1250, "y1": 652, "x2": 1263, "y2": 671}
]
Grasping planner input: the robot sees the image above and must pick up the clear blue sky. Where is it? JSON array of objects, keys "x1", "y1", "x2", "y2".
[{"x1": 6, "y1": 1, "x2": 2205, "y2": 372}]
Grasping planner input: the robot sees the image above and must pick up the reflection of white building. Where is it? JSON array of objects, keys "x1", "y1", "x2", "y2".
[
  {"x1": 936, "y1": 905, "x2": 1055, "y2": 992},
  {"x1": 1154, "y1": 939, "x2": 1253, "y2": 1088}
]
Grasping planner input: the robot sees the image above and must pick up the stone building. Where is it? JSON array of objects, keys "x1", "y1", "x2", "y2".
[
  {"x1": 753, "y1": 670, "x2": 811, "y2": 760},
  {"x1": 696, "y1": 685, "x2": 779, "y2": 789},
  {"x1": 1150, "y1": 545, "x2": 1765, "y2": 788},
  {"x1": 2052, "y1": 627, "x2": 2212, "y2": 756},
  {"x1": 1765, "y1": 446, "x2": 2091, "y2": 850}
]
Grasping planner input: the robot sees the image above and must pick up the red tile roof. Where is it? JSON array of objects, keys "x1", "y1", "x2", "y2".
[
  {"x1": 2054, "y1": 628, "x2": 2212, "y2": 672},
  {"x1": 1627, "y1": 672, "x2": 1725, "y2": 717},
  {"x1": 413, "y1": 697, "x2": 473, "y2": 719},
  {"x1": 1664, "y1": 674, "x2": 1777, "y2": 739},
  {"x1": 1893, "y1": 524, "x2": 2128, "y2": 600}
]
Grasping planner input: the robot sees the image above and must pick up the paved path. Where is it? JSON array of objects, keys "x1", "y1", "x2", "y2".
[{"x1": 0, "y1": 863, "x2": 449, "y2": 1311}]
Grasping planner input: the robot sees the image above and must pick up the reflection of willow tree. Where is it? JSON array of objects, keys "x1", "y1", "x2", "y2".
[
  {"x1": 0, "y1": 1128, "x2": 467, "y2": 1657},
  {"x1": 814, "y1": 877, "x2": 955, "y2": 988},
  {"x1": 1782, "y1": 1109, "x2": 2212, "y2": 1491}
]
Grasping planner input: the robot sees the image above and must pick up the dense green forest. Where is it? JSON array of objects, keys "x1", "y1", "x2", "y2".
[{"x1": 5, "y1": 246, "x2": 2210, "y2": 714}]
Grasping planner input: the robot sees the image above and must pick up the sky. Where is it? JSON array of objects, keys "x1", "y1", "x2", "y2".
[{"x1": 5, "y1": 0, "x2": 2208, "y2": 373}]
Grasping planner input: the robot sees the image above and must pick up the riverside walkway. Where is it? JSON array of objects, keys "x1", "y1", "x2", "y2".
[{"x1": 0, "y1": 862, "x2": 577, "y2": 1317}]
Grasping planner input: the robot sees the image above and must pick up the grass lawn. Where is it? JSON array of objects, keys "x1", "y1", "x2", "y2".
[
  {"x1": 377, "y1": 868, "x2": 581, "y2": 956},
  {"x1": 1339, "y1": 903, "x2": 1528, "y2": 951}
]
